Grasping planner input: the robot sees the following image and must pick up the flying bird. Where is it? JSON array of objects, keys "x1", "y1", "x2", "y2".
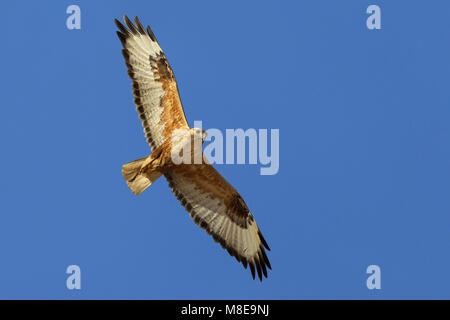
[{"x1": 115, "y1": 15, "x2": 271, "y2": 281}]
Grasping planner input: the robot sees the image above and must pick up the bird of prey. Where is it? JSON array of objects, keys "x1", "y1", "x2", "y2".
[{"x1": 115, "y1": 15, "x2": 271, "y2": 281}]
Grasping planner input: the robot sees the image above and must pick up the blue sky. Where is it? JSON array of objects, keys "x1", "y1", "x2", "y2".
[{"x1": 1, "y1": 0, "x2": 450, "y2": 299}]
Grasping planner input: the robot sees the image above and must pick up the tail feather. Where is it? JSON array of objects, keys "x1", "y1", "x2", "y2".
[{"x1": 122, "y1": 156, "x2": 162, "y2": 195}]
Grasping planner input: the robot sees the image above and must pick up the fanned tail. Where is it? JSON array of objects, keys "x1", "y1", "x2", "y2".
[{"x1": 122, "y1": 156, "x2": 162, "y2": 195}]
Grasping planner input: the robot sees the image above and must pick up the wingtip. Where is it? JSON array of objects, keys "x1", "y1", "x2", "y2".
[
  {"x1": 134, "y1": 16, "x2": 146, "y2": 34},
  {"x1": 146, "y1": 25, "x2": 157, "y2": 42},
  {"x1": 249, "y1": 262, "x2": 256, "y2": 280},
  {"x1": 116, "y1": 31, "x2": 127, "y2": 46},
  {"x1": 115, "y1": 18, "x2": 129, "y2": 35},
  {"x1": 117, "y1": 15, "x2": 157, "y2": 42},
  {"x1": 124, "y1": 15, "x2": 138, "y2": 34},
  {"x1": 255, "y1": 260, "x2": 263, "y2": 281},
  {"x1": 260, "y1": 246, "x2": 272, "y2": 270},
  {"x1": 258, "y1": 253, "x2": 268, "y2": 279},
  {"x1": 258, "y1": 230, "x2": 270, "y2": 251}
]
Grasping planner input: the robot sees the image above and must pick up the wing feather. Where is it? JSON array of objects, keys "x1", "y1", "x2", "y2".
[
  {"x1": 165, "y1": 164, "x2": 271, "y2": 281},
  {"x1": 115, "y1": 15, "x2": 189, "y2": 151}
]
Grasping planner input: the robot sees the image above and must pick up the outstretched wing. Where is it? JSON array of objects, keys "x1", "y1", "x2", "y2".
[
  {"x1": 115, "y1": 15, "x2": 189, "y2": 151},
  {"x1": 165, "y1": 163, "x2": 272, "y2": 281}
]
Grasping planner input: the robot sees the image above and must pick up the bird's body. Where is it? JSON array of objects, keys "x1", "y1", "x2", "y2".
[{"x1": 115, "y1": 16, "x2": 271, "y2": 281}]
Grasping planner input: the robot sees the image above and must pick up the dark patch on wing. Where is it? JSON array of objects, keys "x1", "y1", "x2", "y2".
[
  {"x1": 156, "y1": 54, "x2": 175, "y2": 81},
  {"x1": 148, "y1": 52, "x2": 188, "y2": 127},
  {"x1": 225, "y1": 193, "x2": 253, "y2": 228},
  {"x1": 229, "y1": 194, "x2": 250, "y2": 218}
]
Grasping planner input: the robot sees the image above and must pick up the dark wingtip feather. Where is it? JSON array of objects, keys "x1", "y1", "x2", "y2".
[
  {"x1": 255, "y1": 260, "x2": 263, "y2": 281},
  {"x1": 258, "y1": 230, "x2": 270, "y2": 251},
  {"x1": 123, "y1": 15, "x2": 138, "y2": 35},
  {"x1": 134, "y1": 16, "x2": 146, "y2": 34},
  {"x1": 116, "y1": 31, "x2": 128, "y2": 46},
  {"x1": 121, "y1": 49, "x2": 129, "y2": 60},
  {"x1": 147, "y1": 25, "x2": 157, "y2": 42},
  {"x1": 249, "y1": 262, "x2": 256, "y2": 280},
  {"x1": 260, "y1": 246, "x2": 272, "y2": 270},
  {"x1": 258, "y1": 252, "x2": 268, "y2": 278},
  {"x1": 115, "y1": 19, "x2": 129, "y2": 35}
]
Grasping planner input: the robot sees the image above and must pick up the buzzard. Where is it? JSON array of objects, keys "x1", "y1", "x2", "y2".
[{"x1": 115, "y1": 16, "x2": 271, "y2": 281}]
